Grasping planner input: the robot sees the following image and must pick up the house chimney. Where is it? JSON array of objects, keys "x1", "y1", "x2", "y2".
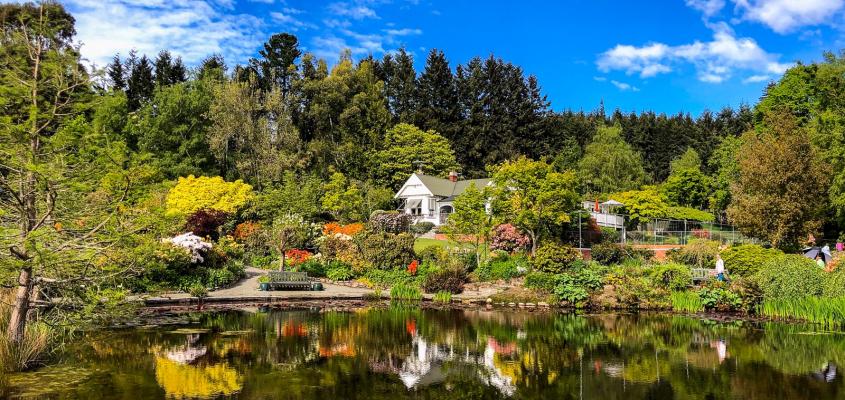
[{"x1": 448, "y1": 171, "x2": 458, "y2": 182}]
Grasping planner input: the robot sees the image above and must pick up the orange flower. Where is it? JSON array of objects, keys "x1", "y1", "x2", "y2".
[
  {"x1": 407, "y1": 260, "x2": 418, "y2": 275},
  {"x1": 233, "y1": 221, "x2": 261, "y2": 240},
  {"x1": 323, "y1": 222, "x2": 364, "y2": 236},
  {"x1": 285, "y1": 249, "x2": 312, "y2": 266}
]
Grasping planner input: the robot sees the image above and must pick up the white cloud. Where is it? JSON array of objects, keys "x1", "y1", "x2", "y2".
[
  {"x1": 686, "y1": 0, "x2": 726, "y2": 17},
  {"x1": 743, "y1": 74, "x2": 771, "y2": 83},
  {"x1": 311, "y1": 35, "x2": 368, "y2": 60},
  {"x1": 732, "y1": 0, "x2": 845, "y2": 33},
  {"x1": 610, "y1": 80, "x2": 640, "y2": 91},
  {"x1": 324, "y1": 18, "x2": 352, "y2": 28},
  {"x1": 641, "y1": 63, "x2": 672, "y2": 77},
  {"x1": 270, "y1": 11, "x2": 317, "y2": 30},
  {"x1": 593, "y1": 76, "x2": 607, "y2": 82},
  {"x1": 597, "y1": 24, "x2": 790, "y2": 83},
  {"x1": 339, "y1": 29, "x2": 386, "y2": 53},
  {"x1": 327, "y1": 2, "x2": 379, "y2": 20},
  {"x1": 384, "y1": 28, "x2": 422, "y2": 36},
  {"x1": 65, "y1": 0, "x2": 265, "y2": 68}
]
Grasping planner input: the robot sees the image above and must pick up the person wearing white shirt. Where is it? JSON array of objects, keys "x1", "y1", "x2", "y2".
[{"x1": 715, "y1": 254, "x2": 726, "y2": 282}]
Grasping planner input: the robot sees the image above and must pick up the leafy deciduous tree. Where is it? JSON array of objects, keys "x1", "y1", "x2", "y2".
[
  {"x1": 728, "y1": 110, "x2": 830, "y2": 249},
  {"x1": 578, "y1": 124, "x2": 648, "y2": 195},
  {"x1": 444, "y1": 183, "x2": 493, "y2": 267},
  {"x1": 490, "y1": 158, "x2": 579, "y2": 255},
  {"x1": 376, "y1": 123, "x2": 459, "y2": 189}
]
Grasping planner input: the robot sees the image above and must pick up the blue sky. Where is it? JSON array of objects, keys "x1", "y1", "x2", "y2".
[{"x1": 64, "y1": 0, "x2": 845, "y2": 115}]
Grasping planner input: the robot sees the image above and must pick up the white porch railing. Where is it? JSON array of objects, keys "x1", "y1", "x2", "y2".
[{"x1": 590, "y1": 211, "x2": 625, "y2": 229}]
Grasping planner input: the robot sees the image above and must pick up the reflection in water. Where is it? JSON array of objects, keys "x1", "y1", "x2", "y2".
[
  {"x1": 155, "y1": 357, "x2": 242, "y2": 399},
  {"x1": 4, "y1": 308, "x2": 845, "y2": 399}
]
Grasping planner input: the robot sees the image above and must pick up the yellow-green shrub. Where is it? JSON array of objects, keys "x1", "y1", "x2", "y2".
[
  {"x1": 721, "y1": 244, "x2": 783, "y2": 277},
  {"x1": 166, "y1": 175, "x2": 253, "y2": 216}
]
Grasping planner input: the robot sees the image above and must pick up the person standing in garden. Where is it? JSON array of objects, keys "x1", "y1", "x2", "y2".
[{"x1": 715, "y1": 254, "x2": 727, "y2": 282}]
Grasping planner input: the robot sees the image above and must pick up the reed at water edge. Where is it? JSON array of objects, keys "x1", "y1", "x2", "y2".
[
  {"x1": 0, "y1": 290, "x2": 55, "y2": 372},
  {"x1": 758, "y1": 297, "x2": 845, "y2": 327},
  {"x1": 670, "y1": 291, "x2": 704, "y2": 313}
]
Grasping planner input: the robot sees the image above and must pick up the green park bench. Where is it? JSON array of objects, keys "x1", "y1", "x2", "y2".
[
  {"x1": 267, "y1": 271, "x2": 313, "y2": 291},
  {"x1": 691, "y1": 268, "x2": 716, "y2": 283}
]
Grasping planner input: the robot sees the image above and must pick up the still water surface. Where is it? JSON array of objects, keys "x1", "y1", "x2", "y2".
[{"x1": 3, "y1": 307, "x2": 845, "y2": 399}]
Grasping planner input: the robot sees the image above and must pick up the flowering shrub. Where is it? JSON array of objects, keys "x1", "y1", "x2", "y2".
[
  {"x1": 233, "y1": 221, "x2": 261, "y2": 241},
  {"x1": 169, "y1": 233, "x2": 213, "y2": 263},
  {"x1": 285, "y1": 249, "x2": 313, "y2": 267},
  {"x1": 407, "y1": 260, "x2": 418, "y2": 275},
  {"x1": 490, "y1": 224, "x2": 530, "y2": 253},
  {"x1": 323, "y1": 222, "x2": 364, "y2": 236}
]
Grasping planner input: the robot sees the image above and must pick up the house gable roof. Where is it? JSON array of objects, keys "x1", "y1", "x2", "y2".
[{"x1": 412, "y1": 173, "x2": 490, "y2": 198}]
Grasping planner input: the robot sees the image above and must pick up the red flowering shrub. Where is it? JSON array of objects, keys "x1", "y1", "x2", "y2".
[
  {"x1": 285, "y1": 249, "x2": 313, "y2": 267},
  {"x1": 407, "y1": 260, "x2": 418, "y2": 275},
  {"x1": 185, "y1": 208, "x2": 230, "y2": 239},
  {"x1": 490, "y1": 224, "x2": 530, "y2": 253}
]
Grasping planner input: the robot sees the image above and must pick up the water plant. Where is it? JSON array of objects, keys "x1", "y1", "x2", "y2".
[
  {"x1": 433, "y1": 291, "x2": 452, "y2": 303},
  {"x1": 759, "y1": 297, "x2": 845, "y2": 327},
  {"x1": 670, "y1": 291, "x2": 703, "y2": 313},
  {"x1": 390, "y1": 283, "x2": 422, "y2": 301}
]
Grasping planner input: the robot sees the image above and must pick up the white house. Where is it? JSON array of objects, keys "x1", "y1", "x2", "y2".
[{"x1": 395, "y1": 171, "x2": 491, "y2": 225}]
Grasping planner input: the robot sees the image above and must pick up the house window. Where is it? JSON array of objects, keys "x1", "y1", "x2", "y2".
[
  {"x1": 406, "y1": 198, "x2": 423, "y2": 216},
  {"x1": 429, "y1": 199, "x2": 436, "y2": 216}
]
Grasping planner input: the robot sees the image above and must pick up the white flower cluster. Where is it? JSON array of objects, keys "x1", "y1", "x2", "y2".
[{"x1": 170, "y1": 232, "x2": 213, "y2": 263}]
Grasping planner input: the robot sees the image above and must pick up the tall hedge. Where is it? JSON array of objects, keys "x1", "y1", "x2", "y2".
[
  {"x1": 754, "y1": 255, "x2": 823, "y2": 300},
  {"x1": 721, "y1": 244, "x2": 783, "y2": 277}
]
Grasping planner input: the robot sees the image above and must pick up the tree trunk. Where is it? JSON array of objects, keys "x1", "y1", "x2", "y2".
[
  {"x1": 8, "y1": 25, "x2": 42, "y2": 345},
  {"x1": 528, "y1": 230, "x2": 537, "y2": 257},
  {"x1": 7, "y1": 267, "x2": 33, "y2": 343}
]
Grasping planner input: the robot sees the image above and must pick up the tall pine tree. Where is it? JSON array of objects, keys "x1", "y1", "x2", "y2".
[
  {"x1": 257, "y1": 33, "x2": 301, "y2": 95},
  {"x1": 382, "y1": 47, "x2": 416, "y2": 123},
  {"x1": 107, "y1": 54, "x2": 125, "y2": 91},
  {"x1": 126, "y1": 54, "x2": 154, "y2": 111},
  {"x1": 415, "y1": 49, "x2": 459, "y2": 140}
]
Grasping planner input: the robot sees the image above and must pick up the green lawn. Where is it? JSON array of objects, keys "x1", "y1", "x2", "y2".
[
  {"x1": 413, "y1": 237, "x2": 478, "y2": 253},
  {"x1": 414, "y1": 238, "x2": 450, "y2": 253}
]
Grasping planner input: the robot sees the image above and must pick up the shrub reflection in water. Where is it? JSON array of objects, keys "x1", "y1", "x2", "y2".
[{"x1": 3, "y1": 308, "x2": 845, "y2": 399}]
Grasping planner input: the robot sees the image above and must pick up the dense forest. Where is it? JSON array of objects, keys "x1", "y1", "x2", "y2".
[{"x1": 97, "y1": 34, "x2": 755, "y2": 185}]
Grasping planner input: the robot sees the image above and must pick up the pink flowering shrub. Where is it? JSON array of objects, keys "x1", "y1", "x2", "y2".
[{"x1": 490, "y1": 224, "x2": 530, "y2": 253}]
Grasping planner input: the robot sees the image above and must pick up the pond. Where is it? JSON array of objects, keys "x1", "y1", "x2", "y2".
[{"x1": 3, "y1": 307, "x2": 845, "y2": 399}]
